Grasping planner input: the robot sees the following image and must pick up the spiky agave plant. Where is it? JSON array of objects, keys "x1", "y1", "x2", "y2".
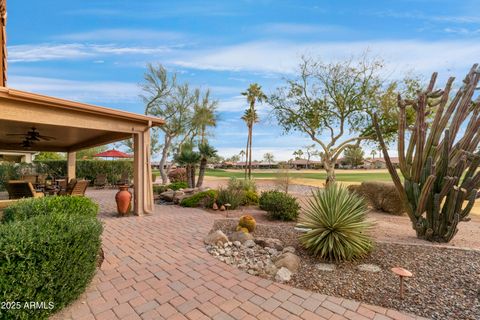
[{"x1": 297, "y1": 184, "x2": 373, "y2": 261}]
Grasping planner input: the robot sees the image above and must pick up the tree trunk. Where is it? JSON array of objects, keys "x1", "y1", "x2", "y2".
[
  {"x1": 185, "y1": 164, "x2": 192, "y2": 188},
  {"x1": 190, "y1": 165, "x2": 196, "y2": 188},
  {"x1": 196, "y1": 157, "x2": 207, "y2": 187},
  {"x1": 159, "y1": 135, "x2": 172, "y2": 184},
  {"x1": 244, "y1": 131, "x2": 250, "y2": 179},
  {"x1": 324, "y1": 160, "x2": 336, "y2": 187},
  {"x1": 248, "y1": 125, "x2": 253, "y2": 179}
]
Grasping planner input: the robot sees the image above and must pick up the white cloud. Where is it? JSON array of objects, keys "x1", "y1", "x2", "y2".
[
  {"x1": 56, "y1": 28, "x2": 184, "y2": 42},
  {"x1": 8, "y1": 43, "x2": 173, "y2": 62},
  {"x1": 260, "y1": 23, "x2": 349, "y2": 35},
  {"x1": 170, "y1": 39, "x2": 480, "y2": 77},
  {"x1": 8, "y1": 75, "x2": 141, "y2": 104}
]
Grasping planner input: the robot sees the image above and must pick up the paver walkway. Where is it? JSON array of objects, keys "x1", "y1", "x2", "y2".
[{"x1": 54, "y1": 190, "x2": 425, "y2": 320}]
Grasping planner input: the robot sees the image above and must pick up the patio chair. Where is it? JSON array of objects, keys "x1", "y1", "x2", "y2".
[
  {"x1": 6, "y1": 180, "x2": 44, "y2": 199},
  {"x1": 94, "y1": 174, "x2": 108, "y2": 189},
  {"x1": 58, "y1": 179, "x2": 89, "y2": 196},
  {"x1": 116, "y1": 172, "x2": 130, "y2": 186}
]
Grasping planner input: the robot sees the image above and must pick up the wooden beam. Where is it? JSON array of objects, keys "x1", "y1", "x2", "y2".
[
  {"x1": 67, "y1": 152, "x2": 76, "y2": 181},
  {"x1": 0, "y1": 143, "x2": 67, "y2": 152}
]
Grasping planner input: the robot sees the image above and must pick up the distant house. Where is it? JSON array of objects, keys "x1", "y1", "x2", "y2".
[
  {"x1": 230, "y1": 161, "x2": 279, "y2": 169},
  {"x1": 290, "y1": 159, "x2": 322, "y2": 170},
  {"x1": 362, "y1": 157, "x2": 399, "y2": 169}
]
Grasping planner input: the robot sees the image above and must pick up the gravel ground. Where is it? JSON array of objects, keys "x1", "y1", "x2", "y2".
[{"x1": 212, "y1": 219, "x2": 480, "y2": 320}]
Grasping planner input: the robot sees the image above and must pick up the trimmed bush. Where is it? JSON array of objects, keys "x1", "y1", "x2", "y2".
[
  {"x1": 0, "y1": 197, "x2": 102, "y2": 319},
  {"x1": 0, "y1": 162, "x2": 20, "y2": 191},
  {"x1": 153, "y1": 185, "x2": 168, "y2": 194},
  {"x1": 259, "y1": 190, "x2": 300, "y2": 221},
  {"x1": 216, "y1": 187, "x2": 244, "y2": 210},
  {"x1": 356, "y1": 182, "x2": 405, "y2": 215},
  {"x1": 168, "y1": 168, "x2": 187, "y2": 183},
  {"x1": 168, "y1": 181, "x2": 188, "y2": 191},
  {"x1": 180, "y1": 190, "x2": 218, "y2": 208},
  {"x1": 227, "y1": 177, "x2": 257, "y2": 193},
  {"x1": 2, "y1": 196, "x2": 98, "y2": 223},
  {"x1": 297, "y1": 184, "x2": 373, "y2": 261}
]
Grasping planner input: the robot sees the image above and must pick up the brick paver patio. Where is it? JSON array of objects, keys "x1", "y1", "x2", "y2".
[{"x1": 53, "y1": 190, "x2": 425, "y2": 320}]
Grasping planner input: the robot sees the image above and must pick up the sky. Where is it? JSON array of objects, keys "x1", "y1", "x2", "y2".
[{"x1": 6, "y1": 0, "x2": 480, "y2": 161}]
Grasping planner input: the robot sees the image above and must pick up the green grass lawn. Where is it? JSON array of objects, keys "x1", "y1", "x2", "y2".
[{"x1": 203, "y1": 169, "x2": 394, "y2": 182}]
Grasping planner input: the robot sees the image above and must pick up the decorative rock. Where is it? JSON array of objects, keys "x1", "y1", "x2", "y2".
[
  {"x1": 233, "y1": 241, "x2": 242, "y2": 247},
  {"x1": 274, "y1": 252, "x2": 301, "y2": 273},
  {"x1": 212, "y1": 202, "x2": 219, "y2": 210},
  {"x1": 275, "y1": 267, "x2": 292, "y2": 282},
  {"x1": 244, "y1": 240, "x2": 256, "y2": 248},
  {"x1": 265, "y1": 263, "x2": 278, "y2": 276},
  {"x1": 203, "y1": 230, "x2": 229, "y2": 245},
  {"x1": 316, "y1": 263, "x2": 336, "y2": 272},
  {"x1": 255, "y1": 237, "x2": 284, "y2": 251},
  {"x1": 282, "y1": 246, "x2": 296, "y2": 254},
  {"x1": 357, "y1": 264, "x2": 382, "y2": 273},
  {"x1": 230, "y1": 231, "x2": 254, "y2": 243},
  {"x1": 220, "y1": 205, "x2": 226, "y2": 211},
  {"x1": 172, "y1": 191, "x2": 186, "y2": 203},
  {"x1": 159, "y1": 190, "x2": 175, "y2": 201}
]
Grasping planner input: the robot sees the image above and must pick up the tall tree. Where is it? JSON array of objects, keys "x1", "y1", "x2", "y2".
[
  {"x1": 120, "y1": 128, "x2": 162, "y2": 156},
  {"x1": 370, "y1": 149, "x2": 377, "y2": 159},
  {"x1": 196, "y1": 143, "x2": 218, "y2": 187},
  {"x1": 239, "y1": 150, "x2": 245, "y2": 166},
  {"x1": 76, "y1": 146, "x2": 107, "y2": 160},
  {"x1": 142, "y1": 64, "x2": 199, "y2": 184},
  {"x1": 269, "y1": 55, "x2": 419, "y2": 185},
  {"x1": 34, "y1": 152, "x2": 65, "y2": 161},
  {"x1": 263, "y1": 152, "x2": 274, "y2": 166},
  {"x1": 303, "y1": 144, "x2": 318, "y2": 169},
  {"x1": 191, "y1": 90, "x2": 218, "y2": 145},
  {"x1": 175, "y1": 142, "x2": 201, "y2": 188},
  {"x1": 242, "y1": 83, "x2": 267, "y2": 179},
  {"x1": 343, "y1": 145, "x2": 365, "y2": 168},
  {"x1": 293, "y1": 149, "x2": 304, "y2": 160}
]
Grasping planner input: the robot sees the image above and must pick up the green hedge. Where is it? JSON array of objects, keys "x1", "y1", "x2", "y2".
[
  {"x1": 0, "y1": 162, "x2": 20, "y2": 191},
  {"x1": 180, "y1": 190, "x2": 218, "y2": 208},
  {"x1": 2, "y1": 196, "x2": 98, "y2": 223},
  {"x1": 0, "y1": 197, "x2": 102, "y2": 319}
]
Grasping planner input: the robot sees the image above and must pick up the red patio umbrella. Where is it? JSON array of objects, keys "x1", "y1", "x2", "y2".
[{"x1": 93, "y1": 149, "x2": 132, "y2": 159}]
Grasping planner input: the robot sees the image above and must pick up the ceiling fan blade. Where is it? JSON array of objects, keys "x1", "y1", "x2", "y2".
[
  {"x1": 38, "y1": 135, "x2": 56, "y2": 141},
  {"x1": 6, "y1": 133, "x2": 28, "y2": 136}
]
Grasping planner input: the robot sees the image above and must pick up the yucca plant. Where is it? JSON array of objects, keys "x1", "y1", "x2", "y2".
[{"x1": 297, "y1": 184, "x2": 373, "y2": 261}]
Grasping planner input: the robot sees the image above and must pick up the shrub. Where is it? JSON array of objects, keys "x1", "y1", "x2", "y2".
[
  {"x1": 168, "y1": 181, "x2": 188, "y2": 191},
  {"x1": 297, "y1": 184, "x2": 373, "y2": 261},
  {"x1": 228, "y1": 177, "x2": 257, "y2": 193},
  {"x1": 238, "y1": 215, "x2": 256, "y2": 232},
  {"x1": 0, "y1": 162, "x2": 19, "y2": 191},
  {"x1": 216, "y1": 187, "x2": 244, "y2": 210},
  {"x1": 180, "y1": 190, "x2": 218, "y2": 208},
  {"x1": 153, "y1": 185, "x2": 168, "y2": 194},
  {"x1": 358, "y1": 182, "x2": 404, "y2": 215},
  {"x1": 168, "y1": 168, "x2": 187, "y2": 183},
  {"x1": 2, "y1": 196, "x2": 99, "y2": 223},
  {"x1": 243, "y1": 190, "x2": 259, "y2": 205},
  {"x1": 0, "y1": 198, "x2": 102, "y2": 319},
  {"x1": 259, "y1": 190, "x2": 300, "y2": 221}
]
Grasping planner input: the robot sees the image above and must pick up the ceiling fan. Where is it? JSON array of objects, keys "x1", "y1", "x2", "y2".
[{"x1": 6, "y1": 127, "x2": 56, "y2": 141}]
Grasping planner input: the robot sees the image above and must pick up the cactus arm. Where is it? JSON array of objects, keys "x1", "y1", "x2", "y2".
[
  {"x1": 415, "y1": 174, "x2": 436, "y2": 218},
  {"x1": 397, "y1": 95, "x2": 409, "y2": 179},
  {"x1": 461, "y1": 188, "x2": 478, "y2": 220}
]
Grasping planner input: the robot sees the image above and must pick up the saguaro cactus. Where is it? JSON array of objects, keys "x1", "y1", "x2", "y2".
[{"x1": 374, "y1": 65, "x2": 480, "y2": 242}]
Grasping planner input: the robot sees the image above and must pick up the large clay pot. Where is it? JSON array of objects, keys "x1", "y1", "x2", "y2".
[{"x1": 115, "y1": 185, "x2": 132, "y2": 216}]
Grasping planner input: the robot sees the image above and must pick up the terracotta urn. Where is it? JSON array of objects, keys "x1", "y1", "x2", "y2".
[{"x1": 115, "y1": 185, "x2": 132, "y2": 216}]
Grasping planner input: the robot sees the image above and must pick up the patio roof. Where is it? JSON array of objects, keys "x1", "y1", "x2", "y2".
[{"x1": 0, "y1": 87, "x2": 163, "y2": 152}]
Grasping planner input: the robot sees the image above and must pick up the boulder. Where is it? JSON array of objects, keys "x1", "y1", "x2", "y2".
[
  {"x1": 255, "y1": 237, "x2": 284, "y2": 251},
  {"x1": 265, "y1": 263, "x2": 278, "y2": 276},
  {"x1": 230, "y1": 231, "x2": 254, "y2": 243},
  {"x1": 282, "y1": 246, "x2": 296, "y2": 254},
  {"x1": 204, "y1": 230, "x2": 229, "y2": 245},
  {"x1": 172, "y1": 191, "x2": 186, "y2": 204},
  {"x1": 183, "y1": 188, "x2": 197, "y2": 194},
  {"x1": 212, "y1": 203, "x2": 219, "y2": 210},
  {"x1": 275, "y1": 267, "x2": 292, "y2": 282},
  {"x1": 159, "y1": 190, "x2": 175, "y2": 202},
  {"x1": 274, "y1": 252, "x2": 300, "y2": 273}
]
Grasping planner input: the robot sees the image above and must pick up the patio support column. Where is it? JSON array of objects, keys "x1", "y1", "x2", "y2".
[
  {"x1": 133, "y1": 128, "x2": 153, "y2": 215},
  {"x1": 67, "y1": 151, "x2": 76, "y2": 181}
]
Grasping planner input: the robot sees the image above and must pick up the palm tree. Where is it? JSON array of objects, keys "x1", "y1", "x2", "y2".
[
  {"x1": 293, "y1": 149, "x2": 304, "y2": 160},
  {"x1": 263, "y1": 152, "x2": 274, "y2": 168},
  {"x1": 176, "y1": 143, "x2": 201, "y2": 188},
  {"x1": 196, "y1": 143, "x2": 218, "y2": 187},
  {"x1": 370, "y1": 149, "x2": 377, "y2": 159},
  {"x1": 242, "y1": 83, "x2": 267, "y2": 179},
  {"x1": 242, "y1": 107, "x2": 260, "y2": 179},
  {"x1": 239, "y1": 150, "x2": 245, "y2": 167},
  {"x1": 192, "y1": 90, "x2": 218, "y2": 145}
]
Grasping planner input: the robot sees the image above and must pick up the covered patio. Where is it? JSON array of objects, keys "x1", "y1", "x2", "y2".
[{"x1": 0, "y1": 87, "x2": 163, "y2": 214}]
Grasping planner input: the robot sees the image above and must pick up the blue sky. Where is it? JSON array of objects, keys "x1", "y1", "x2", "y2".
[{"x1": 7, "y1": 0, "x2": 480, "y2": 160}]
